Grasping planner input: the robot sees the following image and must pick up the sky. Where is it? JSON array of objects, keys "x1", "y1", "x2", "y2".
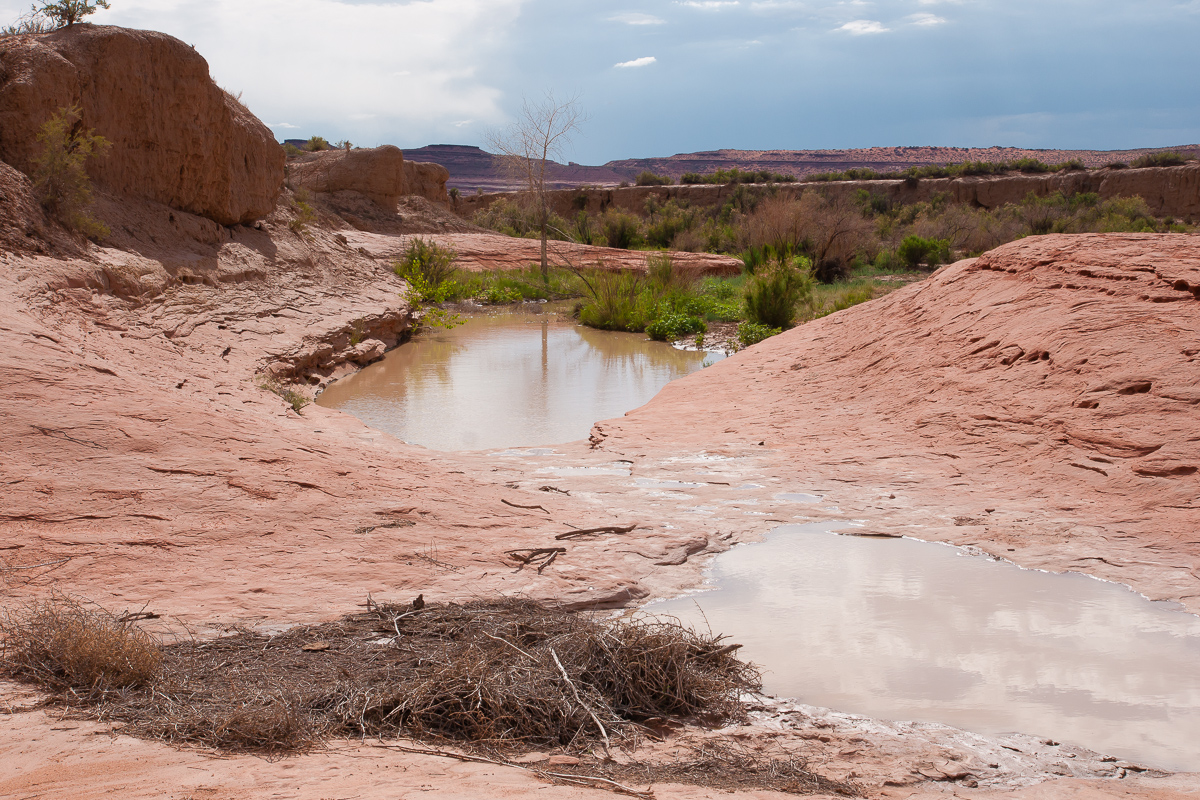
[{"x1": 6, "y1": 0, "x2": 1199, "y2": 163}]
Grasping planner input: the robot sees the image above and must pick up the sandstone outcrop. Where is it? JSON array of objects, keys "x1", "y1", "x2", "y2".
[
  {"x1": 595, "y1": 233, "x2": 1200, "y2": 614},
  {"x1": 288, "y1": 145, "x2": 406, "y2": 210},
  {"x1": 403, "y1": 159, "x2": 451, "y2": 207},
  {"x1": 0, "y1": 25, "x2": 283, "y2": 225}
]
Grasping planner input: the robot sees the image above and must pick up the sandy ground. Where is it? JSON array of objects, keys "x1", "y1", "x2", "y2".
[{"x1": 2, "y1": 211, "x2": 1198, "y2": 798}]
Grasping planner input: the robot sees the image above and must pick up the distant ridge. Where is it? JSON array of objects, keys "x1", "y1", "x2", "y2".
[{"x1": 402, "y1": 143, "x2": 1200, "y2": 193}]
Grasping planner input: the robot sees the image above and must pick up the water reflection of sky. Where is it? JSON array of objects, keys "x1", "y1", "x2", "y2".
[
  {"x1": 316, "y1": 307, "x2": 719, "y2": 451},
  {"x1": 650, "y1": 523, "x2": 1200, "y2": 772}
]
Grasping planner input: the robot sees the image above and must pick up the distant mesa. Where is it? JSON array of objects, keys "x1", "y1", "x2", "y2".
[{"x1": 397, "y1": 142, "x2": 1200, "y2": 195}]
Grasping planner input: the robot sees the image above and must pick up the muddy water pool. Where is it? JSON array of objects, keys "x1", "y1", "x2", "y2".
[
  {"x1": 650, "y1": 523, "x2": 1200, "y2": 772},
  {"x1": 316, "y1": 304, "x2": 720, "y2": 450}
]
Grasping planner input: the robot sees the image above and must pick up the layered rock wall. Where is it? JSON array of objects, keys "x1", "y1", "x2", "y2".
[
  {"x1": 288, "y1": 146, "x2": 406, "y2": 210},
  {"x1": 0, "y1": 25, "x2": 284, "y2": 225},
  {"x1": 455, "y1": 164, "x2": 1200, "y2": 222}
]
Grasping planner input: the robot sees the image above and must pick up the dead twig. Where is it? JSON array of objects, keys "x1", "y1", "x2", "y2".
[
  {"x1": 505, "y1": 547, "x2": 566, "y2": 574},
  {"x1": 555, "y1": 524, "x2": 637, "y2": 541},
  {"x1": 551, "y1": 647, "x2": 611, "y2": 755},
  {"x1": 501, "y1": 499, "x2": 550, "y2": 514},
  {"x1": 537, "y1": 770, "x2": 655, "y2": 799}
]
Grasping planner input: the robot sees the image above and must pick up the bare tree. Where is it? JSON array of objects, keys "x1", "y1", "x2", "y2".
[{"x1": 486, "y1": 91, "x2": 584, "y2": 282}]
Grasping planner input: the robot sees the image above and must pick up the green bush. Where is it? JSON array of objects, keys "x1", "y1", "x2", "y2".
[
  {"x1": 35, "y1": 0, "x2": 109, "y2": 27},
  {"x1": 394, "y1": 238, "x2": 459, "y2": 302},
  {"x1": 635, "y1": 171, "x2": 672, "y2": 186},
  {"x1": 736, "y1": 321, "x2": 781, "y2": 347},
  {"x1": 1132, "y1": 151, "x2": 1191, "y2": 168},
  {"x1": 744, "y1": 258, "x2": 814, "y2": 330},
  {"x1": 32, "y1": 105, "x2": 110, "y2": 239},
  {"x1": 282, "y1": 143, "x2": 303, "y2": 157},
  {"x1": 600, "y1": 210, "x2": 642, "y2": 249},
  {"x1": 646, "y1": 312, "x2": 706, "y2": 342},
  {"x1": 897, "y1": 235, "x2": 950, "y2": 268},
  {"x1": 578, "y1": 270, "x2": 647, "y2": 331},
  {"x1": 304, "y1": 136, "x2": 330, "y2": 152}
]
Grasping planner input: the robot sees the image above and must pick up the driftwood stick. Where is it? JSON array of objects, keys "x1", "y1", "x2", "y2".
[
  {"x1": 555, "y1": 524, "x2": 637, "y2": 541},
  {"x1": 502, "y1": 499, "x2": 550, "y2": 514},
  {"x1": 550, "y1": 647, "x2": 611, "y2": 755},
  {"x1": 537, "y1": 771, "x2": 655, "y2": 799},
  {"x1": 371, "y1": 744, "x2": 653, "y2": 799}
]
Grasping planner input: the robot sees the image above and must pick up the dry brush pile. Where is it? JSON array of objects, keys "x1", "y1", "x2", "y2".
[{"x1": 2, "y1": 596, "x2": 753, "y2": 751}]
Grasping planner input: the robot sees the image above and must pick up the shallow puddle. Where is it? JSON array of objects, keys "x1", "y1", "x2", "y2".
[
  {"x1": 317, "y1": 305, "x2": 721, "y2": 451},
  {"x1": 650, "y1": 523, "x2": 1200, "y2": 771}
]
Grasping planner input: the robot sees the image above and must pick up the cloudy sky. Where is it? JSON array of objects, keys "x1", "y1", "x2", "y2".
[{"x1": 7, "y1": 0, "x2": 1198, "y2": 163}]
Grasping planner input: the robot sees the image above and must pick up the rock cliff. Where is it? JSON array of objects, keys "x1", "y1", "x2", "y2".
[
  {"x1": 288, "y1": 146, "x2": 406, "y2": 210},
  {"x1": 0, "y1": 25, "x2": 283, "y2": 225}
]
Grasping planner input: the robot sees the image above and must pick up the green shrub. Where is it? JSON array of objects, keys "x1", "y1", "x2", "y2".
[
  {"x1": 304, "y1": 136, "x2": 329, "y2": 152},
  {"x1": 32, "y1": 105, "x2": 110, "y2": 239},
  {"x1": 35, "y1": 0, "x2": 109, "y2": 27},
  {"x1": 288, "y1": 189, "x2": 316, "y2": 234},
  {"x1": 482, "y1": 284, "x2": 523, "y2": 304},
  {"x1": 744, "y1": 258, "x2": 814, "y2": 330},
  {"x1": 600, "y1": 210, "x2": 642, "y2": 249},
  {"x1": 897, "y1": 235, "x2": 950, "y2": 268},
  {"x1": 681, "y1": 168, "x2": 795, "y2": 185},
  {"x1": 282, "y1": 143, "x2": 303, "y2": 157},
  {"x1": 736, "y1": 321, "x2": 781, "y2": 347},
  {"x1": 394, "y1": 238, "x2": 459, "y2": 302},
  {"x1": 829, "y1": 284, "x2": 875, "y2": 313},
  {"x1": 578, "y1": 269, "x2": 647, "y2": 331},
  {"x1": 646, "y1": 312, "x2": 706, "y2": 342},
  {"x1": 1132, "y1": 151, "x2": 1190, "y2": 168},
  {"x1": 635, "y1": 171, "x2": 672, "y2": 186}
]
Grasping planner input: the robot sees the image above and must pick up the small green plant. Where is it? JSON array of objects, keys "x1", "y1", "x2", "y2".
[
  {"x1": 736, "y1": 321, "x2": 781, "y2": 347},
  {"x1": 282, "y1": 142, "x2": 303, "y2": 157},
  {"x1": 288, "y1": 189, "x2": 316, "y2": 234},
  {"x1": 32, "y1": 105, "x2": 110, "y2": 238},
  {"x1": 304, "y1": 136, "x2": 329, "y2": 152},
  {"x1": 743, "y1": 258, "x2": 814, "y2": 330},
  {"x1": 35, "y1": 0, "x2": 109, "y2": 27},
  {"x1": 333, "y1": 139, "x2": 352, "y2": 152},
  {"x1": 578, "y1": 269, "x2": 647, "y2": 331},
  {"x1": 645, "y1": 312, "x2": 706, "y2": 342},
  {"x1": 449, "y1": 187, "x2": 461, "y2": 200},
  {"x1": 635, "y1": 171, "x2": 672, "y2": 186},
  {"x1": 258, "y1": 377, "x2": 309, "y2": 413}
]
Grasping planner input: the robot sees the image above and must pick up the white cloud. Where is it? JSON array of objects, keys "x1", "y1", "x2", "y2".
[
  {"x1": 837, "y1": 19, "x2": 888, "y2": 33},
  {"x1": 907, "y1": 12, "x2": 946, "y2": 25},
  {"x1": 610, "y1": 11, "x2": 667, "y2": 24},
  {"x1": 267, "y1": 122, "x2": 298, "y2": 129},
  {"x1": 675, "y1": 0, "x2": 740, "y2": 8},
  {"x1": 749, "y1": 0, "x2": 805, "y2": 8},
  {"x1": 615, "y1": 56, "x2": 658, "y2": 68},
  {"x1": 79, "y1": 0, "x2": 527, "y2": 144}
]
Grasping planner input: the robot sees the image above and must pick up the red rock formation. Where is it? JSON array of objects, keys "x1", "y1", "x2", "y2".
[
  {"x1": 596, "y1": 233, "x2": 1200, "y2": 612},
  {"x1": 403, "y1": 160, "x2": 450, "y2": 207},
  {"x1": 0, "y1": 25, "x2": 283, "y2": 225},
  {"x1": 289, "y1": 146, "x2": 406, "y2": 210}
]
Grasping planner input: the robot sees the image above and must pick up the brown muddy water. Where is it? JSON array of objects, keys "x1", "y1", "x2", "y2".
[
  {"x1": 650, "y1": 522, "x2": 1200, "y2": 772},
  {"x1": 316, "y1": 304, "x2": 720, "y2": 451}
]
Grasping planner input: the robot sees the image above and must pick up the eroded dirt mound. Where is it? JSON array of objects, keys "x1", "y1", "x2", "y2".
[
  {"x1": 0, "y1": 25, "x2": 283, "y2": 225},
  {"x1": 596, "y1": 233, "x2": 1200, "y2": 611}
]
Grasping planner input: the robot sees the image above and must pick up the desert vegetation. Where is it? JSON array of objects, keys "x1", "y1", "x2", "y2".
[
  {"x1": 32, "y1": 105, "x2": 110, "y2": 238},
  {"x1": 466, "y1": 183, "x2": 1193, "y2": 347}
]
